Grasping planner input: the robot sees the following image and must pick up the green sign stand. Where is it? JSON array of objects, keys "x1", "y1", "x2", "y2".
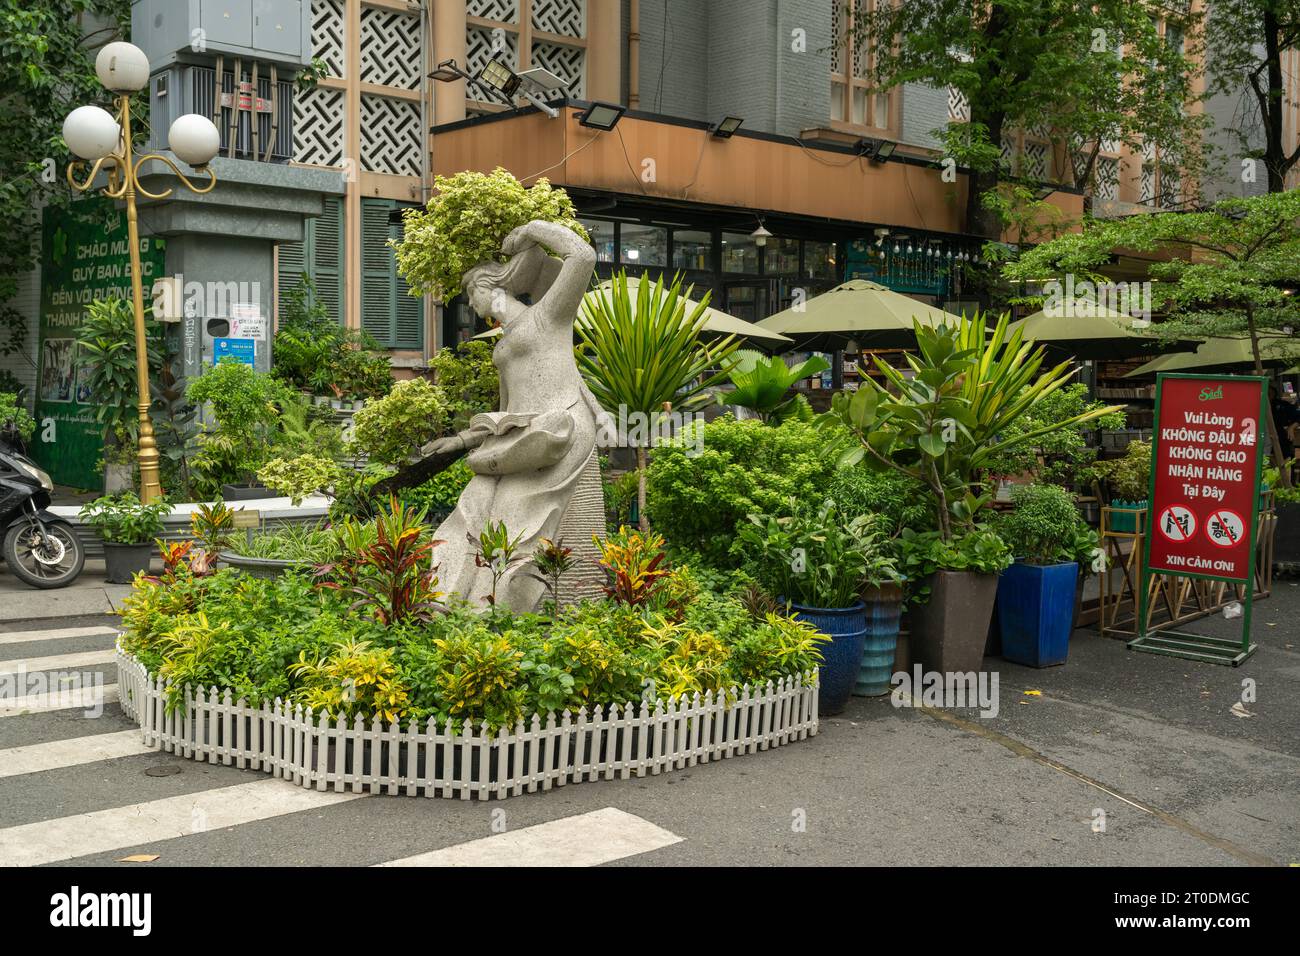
[
  {"x1": 1130, "y1": 373, "x2": 1266, "y2": 666},
  {"x1": 34, "y1": 198, "x2": 166, "y2": 489}
]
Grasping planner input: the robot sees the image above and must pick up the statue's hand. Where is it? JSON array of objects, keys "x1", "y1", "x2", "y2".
[
  {"x1": 502, "y1": 224, "x2": 539, "y2": 256},
  {"x1": 418, "y1": 434, "x2": 467, "y2": 459}
]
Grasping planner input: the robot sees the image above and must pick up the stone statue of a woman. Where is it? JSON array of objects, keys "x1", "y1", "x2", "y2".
[{"x1": 419, "y1": 220, "x2": 608, "y2": 612}]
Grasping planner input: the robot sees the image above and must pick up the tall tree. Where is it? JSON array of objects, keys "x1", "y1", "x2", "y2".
[
  {"x1": 0, "y1": 1, "x2": 130, "y2": 308},
  {"x1": 1204, "y1": 0, "x2": 1300, "y2": 193},
  {"x1": 1004, "y1": 191, "x2": 1300, "y2": 481},
  {"x1": 855, "y1": 1, "x2": 1210, "y2": 237}
]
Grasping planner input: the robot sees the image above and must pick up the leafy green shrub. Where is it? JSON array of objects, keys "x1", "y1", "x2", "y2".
[
  {"x1": 400, "y1": 458, "x2": 472, "y2": 514},
  {"x1": 427, "y1": 341, "x2": 499, "y2": 427},
  {"x1": 997, "y1": 484, "x2": 1094, "y2": 565},
  {"x1": 73, "y1": 297, "x2": 166, "y2": 442},
  {"x1": 79, "y1": 492, "x2": 171, "y2": 545},
  {"x1": 898, "y1": 527, "x2": 1013, "y2": 604},
  {"x1": 645, "y1": 416, "x2": 840, "y2": 565},
  {"x1": 0, "y1": 391, "x2": 35, "y2": 443},
  {"x1": 257, "y1": 454, "x2": 345, "y2": 505},
  {"x1": 827, "y1": 467, "x2": 933, "y2": 541},
  {"x1": 349, "y1": 377, "x2": 449, "y2": 466},
  {"x1": 980, "y1": 383, "x2": 1126, "y2": 485},
  {"x1": 273, "y1": 275, "x2": 393, "y2": 400},
  {"x1": 187, "y1": 359, "x2": 296, "y2": 491},
  {"x1": 1090, "y1": 439, "x2": 1151, "y2": 501},
  {"x1": 394, "y1": 167, "x2": 588, "y2": 301},
  {"x1": 737, "y1": 499, "x2": 899, "y2": 608}
]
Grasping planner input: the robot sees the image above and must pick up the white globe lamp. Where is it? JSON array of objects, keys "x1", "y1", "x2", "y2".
[
  {"x1": 168, "y1": 114, "x2": 221, "y2": 167},
  {"x1": 95, "y1": 42, "x2": 150, "y2": 93},
  {"x1": 63, "y1": 106, "x2": 122, "y2": 161}
]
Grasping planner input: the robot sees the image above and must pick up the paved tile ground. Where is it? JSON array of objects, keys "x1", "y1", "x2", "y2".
[{"x1": 0, "y1": 578, "x2": 1295, "y2": 867}]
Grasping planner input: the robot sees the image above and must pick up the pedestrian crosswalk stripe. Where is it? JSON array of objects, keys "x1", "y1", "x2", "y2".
[
  {"x1": 0, "y1": 730, "x2": 152, "y2": 778},
  {"x1": 376, "y1": 807, "x2": 683, "y2": 867},
  {"x1": 0, "y1": 778, "x2": 365, "y2": 867},
  {"x1": 0, "y1": 649, "x2": 117, "y2": 679},
  {"x1": 0, "y1": 683, "x2": 118, "y2": 717},
  {"x1": 0, "y1": 625, "x2": 117, "y2": 647}
]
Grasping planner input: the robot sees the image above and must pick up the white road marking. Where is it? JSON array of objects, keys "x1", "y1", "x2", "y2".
[
  {"x1": 0, "y1": 730, "x2": 153, "y2": 779},
  {"x1": 0, "y1": 779, "x2": 365, "y2": 867},
  {"x1": 376, "y1": 807, "x2": 683, "y2": 867},
  {"x1": 0, "y1": 626, "x2": 117, "y2": 647},
  {"x1": 0, "y1": 649, "x2": 117, "y2": 678},
  {"x1": 0, "y1": 683, "x2": 118, "y2": 716}
]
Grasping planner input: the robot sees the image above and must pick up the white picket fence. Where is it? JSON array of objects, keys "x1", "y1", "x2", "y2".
[{"x1": 116, "y1": 647, "x2": 819, "y2": 800}]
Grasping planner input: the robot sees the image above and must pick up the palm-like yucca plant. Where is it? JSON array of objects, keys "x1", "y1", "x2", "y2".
[
  {"x1": 721, "y1": 350, "x2": 830, "y2": 423},
  {"x1": 823, "y1": 311, "x2": 1123, "y2": 540},
  {"x1": 576, "y1": 271, "x2": 740, "y2": 529}
]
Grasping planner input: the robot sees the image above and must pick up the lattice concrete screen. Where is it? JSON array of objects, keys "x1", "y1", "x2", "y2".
[
  {"x1": 532, "y1": 0, "x2": 585, "y2": 38},
  {"x1": 294, "y1": 86, "x2": 346, "y2": 168},
  {"x1": 360, "y1": 5, "x2": 422, "y2": 90},
  {"x1": 310, "y1": 0, "x2": 346, "y2": 78},
  {"x1": 361, "y1": 95, "x2": 422, "y2": 177}
]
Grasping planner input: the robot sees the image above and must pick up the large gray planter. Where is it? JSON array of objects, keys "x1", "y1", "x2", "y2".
[
  {"x1": 908, "y1": 571, "x2": 1000, "y2": 673},
  {"x1": 218, "y1": 551, "x2": 313, "y2": 579},
  {"x1": 104, "y1": 543, "x2": 153, "y2": 584}
]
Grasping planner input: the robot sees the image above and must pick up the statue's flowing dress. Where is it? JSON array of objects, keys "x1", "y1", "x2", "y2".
[{"x1": 432, "y1": 300, "x2": 603, "y2": 610}]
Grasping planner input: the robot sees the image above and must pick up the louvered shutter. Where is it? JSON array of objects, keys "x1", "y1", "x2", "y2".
[
  {"x1": 277, "y1": 197, "x2": 345, "y2": 326},
  {"x1": 361, "y1": 199, "x2": 395, "y2": 344},
  {"x1": 312, "y1": 197, "x2": 344, "y2": 325},
  {"x1": 360, "y1": 198, "x2": 424, "y2": 349}
]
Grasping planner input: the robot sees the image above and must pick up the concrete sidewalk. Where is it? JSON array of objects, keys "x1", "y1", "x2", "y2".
[{"x1": 0, "y1": 560, "x2": 133, "y2": 622}]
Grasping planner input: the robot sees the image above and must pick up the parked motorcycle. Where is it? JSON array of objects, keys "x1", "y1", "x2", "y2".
[{"x1": 0, "y1": 425, "x2": 85, "y2": 588}]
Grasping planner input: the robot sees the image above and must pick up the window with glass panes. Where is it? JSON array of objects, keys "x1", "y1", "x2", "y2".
[{"x1": 831, "y1": 0, "x2": 892, "y2": 130}]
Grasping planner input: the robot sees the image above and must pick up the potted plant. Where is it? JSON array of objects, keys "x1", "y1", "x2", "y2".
[
  {"x1": 79, "y1": 493, "x2": 171, "y2": 583},
  {"x1": 1091, "y1": 439, "x2": 1151, "y2": 533},
  {"x1": 822, "y1": 312, "x2": 1120, "y2": 675},
  {"x1": 739, "y1": 499, "x2": 898, "y2": 714},
  {"x1": 994, "y1": 484, "x2": 1098, "y2": 667}
]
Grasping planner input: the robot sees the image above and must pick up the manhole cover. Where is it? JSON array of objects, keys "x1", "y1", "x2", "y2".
[{"x1": 144, "y1": 765, "x2": 181, "y2": 777}]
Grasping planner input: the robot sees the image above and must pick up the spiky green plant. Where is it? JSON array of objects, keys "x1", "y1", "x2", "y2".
[{"x1": 576, "y1": 271, "x2": 740, "y2": 529}]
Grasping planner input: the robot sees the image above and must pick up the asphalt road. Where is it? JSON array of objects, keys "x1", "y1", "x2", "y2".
[{"x1": 0, "y1": 588, "x2": 1296, "y2": 867}]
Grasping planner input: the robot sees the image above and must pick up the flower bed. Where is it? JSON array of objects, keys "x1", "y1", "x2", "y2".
[{"x1": 115, "y1": 647, "x2": 817, "y2": 800}]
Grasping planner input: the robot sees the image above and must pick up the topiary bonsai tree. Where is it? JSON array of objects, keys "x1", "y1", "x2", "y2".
[{"x1": 393, "y1": 167, "x2": 589, "y2": 302}]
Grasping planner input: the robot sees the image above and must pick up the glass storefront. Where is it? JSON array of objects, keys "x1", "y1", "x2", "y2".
[{"x1": 620, "y1": 223, "x2": 668, "y2": 267}]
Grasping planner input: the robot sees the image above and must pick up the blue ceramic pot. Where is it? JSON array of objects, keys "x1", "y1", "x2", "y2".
[
  {"x1": 996, "y1": 561, "x2": 1079, "y2": 667},
  {"x1": 788, "y1": 600, "x2": 868, "y2": 715}
]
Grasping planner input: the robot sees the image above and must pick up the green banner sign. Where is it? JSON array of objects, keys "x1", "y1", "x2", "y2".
[{"x1": 35, "y1": 198, "x2": 166, "y2": 489}]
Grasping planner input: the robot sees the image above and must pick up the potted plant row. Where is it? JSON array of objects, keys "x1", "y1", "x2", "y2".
[
  {"x1": 994, "y1": 484, "x2": 1100, "y2": 668},
  {"x1": 78, "y1": 493, "x2": 171, "y2": 584},
  {"x1": 823, "y1": 312, "x2": 1121, "y2": 676},
  {"x1": 738, "y1": 498, "x2": 900, "y2": 715}
]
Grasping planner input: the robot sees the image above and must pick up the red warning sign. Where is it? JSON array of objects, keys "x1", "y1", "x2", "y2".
[{"x1": 1146, "y1": 376, "x2": 1265, "y2": 583}]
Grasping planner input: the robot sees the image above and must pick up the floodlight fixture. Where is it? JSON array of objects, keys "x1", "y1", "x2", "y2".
[
  {"x1": 577, "y1": 101, "x2": 626, "y2": 131},
  {"x1": 429, "y1": 59, "x2": 473, "y2": 83},
  {"x1": 478, "y1": 57, "x2": 522, "y2": 98},
  {"x1": 710, "y1": 116, "x2": 745, "y2": 138}
]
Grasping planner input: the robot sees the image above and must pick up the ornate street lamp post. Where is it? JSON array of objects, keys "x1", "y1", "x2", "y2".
[{"x1": 62, "y1": 42, "x2": 221, "y2": 503}]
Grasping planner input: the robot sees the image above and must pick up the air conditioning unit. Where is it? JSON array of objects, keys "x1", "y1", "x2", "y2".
[{"x1": 149, "y1": 63, "x2": 294, "y2": 162}]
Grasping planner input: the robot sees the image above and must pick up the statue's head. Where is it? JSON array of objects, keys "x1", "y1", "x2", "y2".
[{"x1": 462, "y1": 243, "x2": 551, "y2": 321}]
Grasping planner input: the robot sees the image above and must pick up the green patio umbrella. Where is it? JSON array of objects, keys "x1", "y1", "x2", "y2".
[
  {"x1": 755, "y1": 279, "x2": 965, "y2": 351},
  {"x1": 473, "y1": 276, "x2": 793, "y2": 347},
  {"x1": 1124, "y1": 336, "x2": 1296, "y2": 377},
  {"x1": 1008, "y1": 303, "x2": 1200, "y2": 361}
]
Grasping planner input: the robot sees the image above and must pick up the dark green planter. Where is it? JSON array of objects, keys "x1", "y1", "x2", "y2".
[{"x1": 1108, "y1": 499, "x2": 1148, "y2": 534}]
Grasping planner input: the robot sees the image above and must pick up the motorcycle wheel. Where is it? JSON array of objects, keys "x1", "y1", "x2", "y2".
[{"x1": 3, "y1": 520, "x2": 86, "y2": 589}]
